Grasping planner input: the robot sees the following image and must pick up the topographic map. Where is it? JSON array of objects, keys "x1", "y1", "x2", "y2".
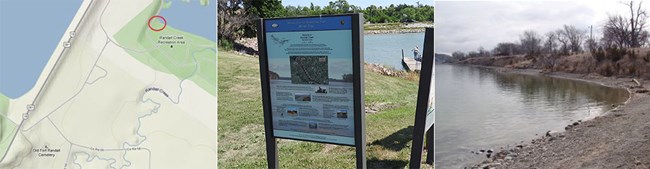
[{"x1": 0, "y1": 0, "x2": 216, "y2": 168}]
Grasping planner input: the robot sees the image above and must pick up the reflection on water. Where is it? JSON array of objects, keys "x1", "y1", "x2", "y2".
[{"x1": 435, "y1": 64, "x2": 628, "y2": 169}]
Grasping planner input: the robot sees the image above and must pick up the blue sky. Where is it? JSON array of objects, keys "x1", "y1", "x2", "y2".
[{"x1": 282, "y1": 0, "x2": 433, "y2": 8}]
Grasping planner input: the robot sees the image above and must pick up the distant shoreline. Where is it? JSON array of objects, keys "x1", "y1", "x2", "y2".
[
  {"x1": 364, "y1": 22, "x2": 432, "y2": 34},
  {"x1": 364, "y1": 29, "x2": 425, "y2": 34},
  {"x1": 464, "y1": 64, "x2": 650, "y2": 168}
]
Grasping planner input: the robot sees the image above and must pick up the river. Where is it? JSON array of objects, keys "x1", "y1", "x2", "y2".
[
  {"x1": 434, "y1": 64, "x2": 629, "y2": 168},
  {"x1": 364, "y1": 32, "x2": 424, "y2": 70},
  {"x1": 0, "y1": 0, "x2": 82, "y2": 99}
]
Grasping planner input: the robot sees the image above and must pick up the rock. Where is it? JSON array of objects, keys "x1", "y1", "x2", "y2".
[
  {"x1": 572, "y1": 122, "x2": 580, "y2": 126},
  {"x1": 516, "y1": 145, "x2": 524, "y2": 149},
  {"x1": 479, "y1": 162, "x2": 501, "y2": 169},
  {"x1": 636, "y1": 89, "x2": 649, "y2": 93},
  {"x1": 545, "y1": 130, "x2": 552, "y2": 137},
  {"x1": 487, "y1": 149, "x2": 494, "y2": 153}
]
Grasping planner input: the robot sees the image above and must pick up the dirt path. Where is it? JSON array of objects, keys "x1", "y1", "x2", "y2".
[{"x1": 473, "y1": 69, "x2": 650, "y2": 169}]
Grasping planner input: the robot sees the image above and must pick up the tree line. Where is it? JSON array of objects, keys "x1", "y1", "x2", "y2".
[
  {"x1": 452, "y1": 1, "x2": 649, "y2": 65},
  {"x1": 218, "y1": 0, "x2": 433, "y2": 48}
]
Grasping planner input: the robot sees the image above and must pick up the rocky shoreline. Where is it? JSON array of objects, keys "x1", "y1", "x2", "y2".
[
  {"x1": 465, "y1": 65, "x2": 650, "y2": 169},
  {"x1": 365, "y1": 28, "x2": 426, "y2": 34}
]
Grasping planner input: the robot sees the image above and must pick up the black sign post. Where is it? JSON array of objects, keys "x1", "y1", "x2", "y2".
[
  {"x1": 257, "y1": 14, "x2": 365, "y2": 169},
  {"x1": 409, "y1": 28, "x2": 435, "y2": 168}
]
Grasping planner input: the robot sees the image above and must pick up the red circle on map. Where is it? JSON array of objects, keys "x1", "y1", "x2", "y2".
[{"x1": 148, "y1": 15, "x2": 167, "y2": 32}]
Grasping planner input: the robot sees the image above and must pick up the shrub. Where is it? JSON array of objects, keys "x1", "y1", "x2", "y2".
[
  {"x1": 592, "y1": 47, "x2": 606, "y2": 62},
  {"x1": 606, "y1": 47, "x2": 626, "y2": 62}
]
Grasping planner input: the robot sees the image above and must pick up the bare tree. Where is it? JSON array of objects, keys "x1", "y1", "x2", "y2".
[
  {"x1": 543, "y1": 31, "x2": 558, "y2": 55},
  {"x1": 625, "y1": 1, "x2": 649, "y2": 47},
  {"x1": 601, "y1": 1, "x2": 649, "y2": 48},
  {"x1": 520, "y1": 30, "x2": 542, "y2": 56},
  {"x1": 602, "y1": 14, "x2": 630, "y2": 48},
  {"x1": 561, "y1": 25, "x2": 586, "y2": 54},
  {"x1": 468, "y1": 51, "x2": 480, "y2": 58},
  {"x1": 556, "y1": 29, "x2": 570, "y2": 55},
  {"x1": 452, "y1": 51, "x2": 466, "y2": 60},
  {"x1": 493, "y1": 42, "x2": 517, "y2": 56},
  {"x1": 478, "y1": 46, "x2": 490, "y2": 57}
]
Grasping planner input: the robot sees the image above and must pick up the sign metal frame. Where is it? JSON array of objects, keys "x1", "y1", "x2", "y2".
[
  {"x1": 257, "y1": 13, "x2": 366, "y2": 169},
  {"x1": 409, "y1": 27, "x2": 435, "y2": 168}
]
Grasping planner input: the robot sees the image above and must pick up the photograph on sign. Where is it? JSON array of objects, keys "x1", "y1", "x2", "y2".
[{"x1": 264, "y1": 16, "x2": 356, "y2": 145}]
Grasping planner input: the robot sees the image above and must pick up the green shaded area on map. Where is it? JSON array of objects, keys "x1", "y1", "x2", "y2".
[
  {"x1": 0, "y1": 93, "x2": 17, "y2": 158},
  {"x1": 114, "y1": 1, "x2": 216, "y2": 95}
]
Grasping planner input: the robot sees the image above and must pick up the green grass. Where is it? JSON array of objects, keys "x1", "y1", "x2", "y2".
[
  {"x1": 114, "y1": 0, "x2": 216, "y2": 95},
  {"x1": 0, "y1": 93, "x2": 8, "y2": 115},
  {"x1": 218, "y1": 50, "x2": 432, "y2": 168}
]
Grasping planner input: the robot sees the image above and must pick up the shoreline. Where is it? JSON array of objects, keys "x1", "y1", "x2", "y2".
[
  {"x1": 364, "y1": 28, "x2": 426, "y2": 34},
  {"x1": 461, "y1": 64, "x2": 650, "y2": 168},
  {"x1": 232, "y1": 29, "x2": 428, "y2": 56}
]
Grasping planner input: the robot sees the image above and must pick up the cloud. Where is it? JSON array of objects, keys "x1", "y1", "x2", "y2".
[{"x1": 435, "y1": 1, "x2": 648, "y2": 53}]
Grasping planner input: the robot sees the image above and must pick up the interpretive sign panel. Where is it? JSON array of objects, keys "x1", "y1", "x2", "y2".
[{"x1": 257, "y1": 14, "x2": 365, "y2": 168}]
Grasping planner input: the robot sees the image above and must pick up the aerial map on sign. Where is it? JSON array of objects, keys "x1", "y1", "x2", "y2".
[{"x1": 0, "y1": 0, "x2": 216, "y2": 168}]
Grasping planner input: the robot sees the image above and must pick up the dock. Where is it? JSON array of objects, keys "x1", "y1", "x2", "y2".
[{"x1": 401, "y1": 49, "x2": 421, "y2": 71}]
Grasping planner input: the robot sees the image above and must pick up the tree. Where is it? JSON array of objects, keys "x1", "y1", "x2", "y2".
[
  {"x1": 468, "y1": 51, "x2": 480, "y2": 58},
  {"x1": 452, "y1": 51, "x2": 466, "y2": 60},
  {"x1": 602, "y1": 15, "x2": 629, "y2": 48},
  {"x1": 556, "y1": 29, "x2": 570, "y2": 55},
  {"x1": 493, "y1": 42, "x2": 517, "y2": 56},
  {"x1": 543, "y1": 31, "x2": 558, "y2": 55},
  {"x1": 561, "y1": 25, "x2": 586, "y2": 54},
  {"x1": 585, "y1": 38, "x2": 598, "y2": 52},
  {"x1": 601, "y1": 1, "x2": 649, "y2": 48},
  {"x1": 218, "y1": 0, "x2": 252, "y2": 42},
  {"x1": 520, "y1": 30, "x2": 542, "y2": 56},
  {"x1": 477, "y1": 46, "x2": 490, "y2": 57},
  {"x1": 241, "y1": 0, "x2": 285, "y2": 37},
  {"x1": 625, "y1": 1, "x2": 648, "y2": 47}
]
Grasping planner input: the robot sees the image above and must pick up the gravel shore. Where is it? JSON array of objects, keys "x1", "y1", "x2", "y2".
[{"x1": 471, "y1": 67, "x2": 650, "y2": 169}]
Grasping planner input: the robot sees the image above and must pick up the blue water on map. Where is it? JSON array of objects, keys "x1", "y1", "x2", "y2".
[
  {"x1": 0, "y1": 0, "x2": 82, "y2": 99},
  {"x1": 159, "y1": 0, "x2": 216, "y2": 42},
  {"x1": 364, "y1": 32, "x2": 425, "y2": 70}
]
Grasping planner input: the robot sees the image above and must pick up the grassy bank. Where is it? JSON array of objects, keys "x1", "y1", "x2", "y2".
[
  {"x1": 457, "y1": 48, "x2": 650, "y2": 80},
  {"x1": 217, "y1": 50, "x2": 429, "y2": 168}
]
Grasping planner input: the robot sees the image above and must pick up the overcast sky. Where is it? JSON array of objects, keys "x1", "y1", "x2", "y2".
[{"x1": 435, "y1": 1, "x2": 650, "y2": 54}]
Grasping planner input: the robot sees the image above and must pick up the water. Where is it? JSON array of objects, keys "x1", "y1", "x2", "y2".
[
  {"x1": 364, "y1": 33, "x2": 424, "y2": 70},
  {"x1": 0, "y1": 0, "x2": 82, "y2": 99},
  {"x1": 159, "y1": 0, "x2": 216, "y2": 42},
  {"x1": 434, "y1": 64, "x2": 629, "y2": 169}
]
